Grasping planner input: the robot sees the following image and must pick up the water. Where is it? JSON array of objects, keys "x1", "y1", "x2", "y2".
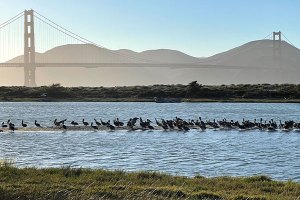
[{"x1": 0, "y1": 102, "x2": 300, "y2": 181}]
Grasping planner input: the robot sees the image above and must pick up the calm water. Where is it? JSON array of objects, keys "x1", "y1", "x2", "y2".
[{"x1": 0, "y1": 102, "x2": 300, "y2": 181}]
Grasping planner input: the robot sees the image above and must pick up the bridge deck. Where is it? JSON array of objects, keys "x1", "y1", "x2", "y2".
[{"x1": 0, "y1": 63, "x2": 272, "y2": 69}]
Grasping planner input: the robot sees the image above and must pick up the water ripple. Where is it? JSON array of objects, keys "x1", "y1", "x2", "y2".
[{"x1": 0, "y1": 102, "x2": 299, "y2": 181}]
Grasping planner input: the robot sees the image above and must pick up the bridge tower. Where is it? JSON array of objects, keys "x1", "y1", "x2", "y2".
[
  {"x1": 272, "y1": 31, "x2": 282, "y2": 62},
  {"x1": 24, "y1": 9, "x2": 37, "y2": 87}
]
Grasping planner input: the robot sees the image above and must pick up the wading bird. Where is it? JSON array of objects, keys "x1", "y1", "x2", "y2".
[
  {"x1": 34, "y1": 120, "x2": 41, "y2": 127},
  {"x1": 21, "y1": 120, "x2": 27, "y2": 127},
  {"x1": 82, "y1": 119, "x2": 89, "y2": 126}
]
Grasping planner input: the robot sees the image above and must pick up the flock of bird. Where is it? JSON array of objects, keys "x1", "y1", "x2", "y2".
[{"x1": 1, "y1": 117, "x2": 300, "y2": 132}]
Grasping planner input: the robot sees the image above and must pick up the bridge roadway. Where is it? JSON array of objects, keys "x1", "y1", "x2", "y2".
[{"x1": 0, "y1": 63, "x2": 274, "y2": 69}]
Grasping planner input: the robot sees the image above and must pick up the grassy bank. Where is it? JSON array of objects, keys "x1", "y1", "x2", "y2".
[
  {"x1": 0, "y1": 166, "x2": 299, "y2": 200},
  {"x1": 0, "y1": 83, "x2": 299, "y2": 103}
]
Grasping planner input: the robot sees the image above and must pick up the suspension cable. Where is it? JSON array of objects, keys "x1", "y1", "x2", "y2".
[
  {"x1": 282, "y1": 33, "x2": 296, "y2": 48},
  {"x1": 192, "y1": 32, "x2": 274, "y2": 64},
  {"x1": 0, "y1": 12, "x2": 24, "y2": 30},
  {"x1": 34, "y1": 11, "x2": 155, "y2": 63}
]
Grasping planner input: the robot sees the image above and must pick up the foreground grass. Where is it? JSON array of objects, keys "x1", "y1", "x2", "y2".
[{"x1": 0, "y1": 166, "x2": 299, "y2": 200}]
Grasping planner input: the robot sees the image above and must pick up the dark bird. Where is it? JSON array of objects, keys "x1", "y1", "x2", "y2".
[
  {"x1": 162, "y1": 124, "x2": 168, "y2": 130},
  {"x1": 54, "y1": 119, "x2": 67, "y2": 126},
  {"x1": 94, "y1": 119, "x2": 101, "y2": 126},
  {"x1": 91, "y1": 122, "x2": 98, "y2": 130},
  {"x1": 71, "y1": 121, "x2": 79, "y2": 126},
  {"x1": 34, "y1": 120, "x2": 41, "y2": 127},
  {"x1": 127, "y1": 118, "x2": 134, "y2": 129},
  {"x1": 155, "y1": 118, "x2": 162, "y2": 126},
  {"x1": 7, "y1": 120, "x2": 14, "y2": 127},
  {"x1": 9, "y1": 123, "x2": 15, "y2": 132},
  {"x1": 199, "y1": 122, "x2": 206, "y2": 130},
  {"x1": 267, "y1": 125, "x2": 276, "y2": 131},
  {"x1": 82, "y1": 119, "x2": 89, "y2": 126},
  {"x1": 62, "y1": 122, "x2": 67, "y2": 130},
  {"x1": 139, "y1": 118, "x2": 146, "y2": 128},
  {"x1": 53, "y1": 119, "x2": 60, "y2": 126},
  {"x1": 1, "y1": 122, "x2": 7, "y2": 128},
  {"x1": 101, "y1": 119, "x2": 110, "y2": 126},
  {"x1": 279, "y1": 120, "x2": 284, "y2": 129},
  {"x1": 183, "y1": 125, "x2": 190, "y2": 131},
  {"x1": 212, "y1": 119, "x2": 220, "y2": 129},
  {"x1": 58, "y1": 119, "x2": 67, "y2": 125},
  {"x1": 237, "y1": 121, "x2": 246, "y2": 130},
  {"x1": 114, "y1": 118, "x2": 124, "y2": 127},
  {"x1": 21, "y1": 120, "x2": 27, "y2": 128},
  {"x1": 108, "y1": 124, "x2": 115, "y2": 131},
  {"x1": 148, "y1": 125, "x2": 154, "y2": 130}
]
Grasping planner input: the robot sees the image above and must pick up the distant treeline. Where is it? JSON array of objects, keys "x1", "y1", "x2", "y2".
[{"x1": 1, "y1": 82, "x2": 300, "y2": 101}]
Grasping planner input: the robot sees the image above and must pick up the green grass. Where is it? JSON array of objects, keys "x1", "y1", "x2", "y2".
[{"x1": 0, "y1": 166, "x2": 299, "y2": 199}]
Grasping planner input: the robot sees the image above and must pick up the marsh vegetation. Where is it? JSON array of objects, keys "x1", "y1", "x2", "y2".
[
  {"x1": 1, "y1": 82, "x2": 299, "y2": 102},
  {"x1": 0, "y1": 166, "x2": 299, "y2": 200}
]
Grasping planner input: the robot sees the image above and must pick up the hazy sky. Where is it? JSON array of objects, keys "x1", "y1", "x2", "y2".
[{"x1": 0, "y1": 0, "x2": 299, "y2": 57}]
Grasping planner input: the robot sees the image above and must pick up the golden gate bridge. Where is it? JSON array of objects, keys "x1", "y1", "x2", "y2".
[{"x1": 0, "y1": 9, "x2": 296, "y2": 86}]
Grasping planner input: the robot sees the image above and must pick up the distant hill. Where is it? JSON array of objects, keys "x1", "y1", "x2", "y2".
[
  {"x1": 4, "y1": 39, "x2": 300, "y2": 86},
  {"x1": 201, "y1": 40, "x2": 300, "y2": 69},
  {"x1": 9, "y1": 40, "x2": 300, "y2": 68},
  {"x1": 8, "y1": 45, "x2": 200, "y2": 64}
]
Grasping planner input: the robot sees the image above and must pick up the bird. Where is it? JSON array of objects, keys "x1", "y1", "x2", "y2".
[
  {"x1": 267, "y1": 125, "x2": 276, "y2": 131},
  {"x1": 82, "y1": 119, "x2": 89, "y2": 126},
  {"x1": 34, "y1": 120, "x2": 41, "y2": 127},
  {"x1": 162, "y1": 124, "x2": 168, "y2": 130},
  {"x1": 108, "y1": 124, "x2": 115, "y2": 131},
  {"x1": 53, "y1": 119, "x2": 60, "y2": 126},
  {"x1": 199, "y1": 122, "x2": 206, "y2": 130},
  {"x1": 58, "y1": 119, "x2": 67, "y2": 125},
  {"x1": 155, "y1": 118, "x2": 162, "y2": 126},
  {"x1": 1, "y1": 122, "x2": 7, "y2": 128},
  {"x1": 21, "y1": 120, "x2": 27, "y2": 128},
  {"x1": 148, "y1": 125, "x2": 154, "y2": 130},
  {"x1": 71, "y1": 121, "x2": 79, "y2": 126},
  {"x1": 237, "y1": 121, "x2": 246, "y2": 130},
  {"x1": 101, "y1": 119, "x2": 110, "y2": 126},
  {"x1": 91, "y1": 122, "x2": 98, "y2": 130},
  {"x1": 114, "y1": 118, "x2": 124, "y2": 127},
  {"x1": 8, "y1": 122, "x2": 15, "y2": 132},
  {"x1": 54, "y1": 119, "x2": 67, "y2": 126},
  {"x1": 94, "y1": 119, "x2": 101, "y2": 126},
  {"x1": 127, "y1": 118, "x2": 138, "y2": 128},
  {"x1": 183, "y1": 125, "x2": 190, "y2": 131},
  {"x1": 62, "y1": 122, "x2": 67, "y2": 130},
  {"x1": 279, "y1": 120, "x2": 284, "y2": 129},
  {"x1": 127, "y1": 118, "x2": 134, "y2": 129},
  {"x1": 7, "y1": 120, "x2": 14, "y2": 127},
  {"x1": 139, "y1": 118, "x2": 148, "y2": 129}
]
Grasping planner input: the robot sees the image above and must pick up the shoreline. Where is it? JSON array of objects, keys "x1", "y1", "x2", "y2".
[
  {"x1": 0, "y1": 166, "x2": 299, "y2": 199},
  {"x1": 1, "y1": 83, "x2": 299, "y2": 104}
]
